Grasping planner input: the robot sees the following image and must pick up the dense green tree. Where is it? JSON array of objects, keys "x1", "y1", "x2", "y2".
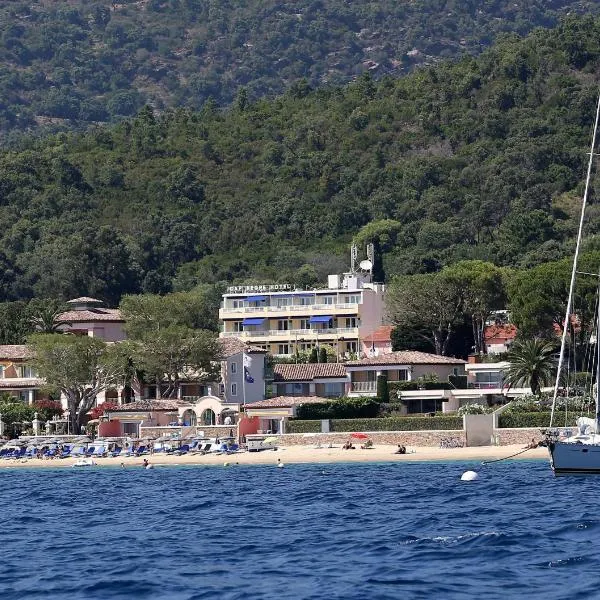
[{"x1": 27, "y1": 334, "x2": 128, "y2": 433}]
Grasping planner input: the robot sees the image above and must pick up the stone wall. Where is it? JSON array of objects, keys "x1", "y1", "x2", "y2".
[
  {"x1": 279, "y1": 430, "x2": 465, "y2": 447},
  {"x1": 493, "y1": 427, "x2": 576, "y2": 446}
]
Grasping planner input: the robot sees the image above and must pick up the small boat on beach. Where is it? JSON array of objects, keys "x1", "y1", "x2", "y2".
[{"x1": 72, "y1": 458, "x2": 96, "y2": 468}]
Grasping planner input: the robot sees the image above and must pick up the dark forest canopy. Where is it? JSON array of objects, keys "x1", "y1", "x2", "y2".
[
  {"x1": 3, "y1": 16, "x2": 600, "y2": 305},
  {"x1": 0, "y1": 0, "x2": 598, "y2": 141}
]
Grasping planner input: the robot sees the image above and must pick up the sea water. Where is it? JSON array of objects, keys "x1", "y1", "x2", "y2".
[{"x1": 0, "y1": 460, "x2": 595, "y2": 600}]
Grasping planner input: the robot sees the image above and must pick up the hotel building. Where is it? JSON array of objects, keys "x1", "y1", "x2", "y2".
[{"x1": 219, "y1": 272, "x2": 386, "y2": 358}]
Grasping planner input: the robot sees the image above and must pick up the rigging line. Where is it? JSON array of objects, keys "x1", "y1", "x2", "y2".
[
  {"x1": 551, "y1": 91, "x2": 600, "y2": 428},
  {"x1": 481, "y1": 446, "x2": 536, "y2": 465}
]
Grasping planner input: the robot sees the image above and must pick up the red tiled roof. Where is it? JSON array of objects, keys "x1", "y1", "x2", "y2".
[
  {"x1": 245, "y1": 395, "x2": 330, "y2": 409},
  {"x1": 59, "y1": 308, "x2": 123, "y2": 323},
  {"x1": 484, "y1": 324, "x2": 517, "y2": 343},
  {"x1": 362, "y1": 325, "x2": 394, "y2": 343},
  {"x1": 0, "y1": 378, "x2": 43, "y2": 388},
  {"x1": 273, "y1": 363, "x2": 348, "y2": 381},
  {"x1": 109, "y1": 399, "x2": 186, "y2": 412},
  {"x1": 219, "y1": 337, "x2": 266, "y2": 358},
  {"x1": 67, "y1": 297, "x2": 103, "y2": 304},
  {"x1": 0, "y1": 345, "x2": 34, "y2": 360},
  {"x1": 346, "y1": 351, "x2": 465, "y2": 366}
]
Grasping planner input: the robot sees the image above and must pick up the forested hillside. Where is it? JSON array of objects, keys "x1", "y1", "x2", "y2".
[
  {"x1": 0, "y1": 0, "x2": 597, "y2": 141},
  {"x1": 2, "y1": 17, "x2": 600, "y2": 305}
]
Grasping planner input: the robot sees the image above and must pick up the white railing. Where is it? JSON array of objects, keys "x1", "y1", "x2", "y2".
[
  {"x1": 350, "y1": 381, "x2": 377, "y2": 393},
  {"x1": 220, "y1": 302, "x2": 359, "y2": 314},
  {"x1": 221, "y1": 327, "x2": 359, "y2": 338},
  {"x1": 471, "y1": 381, "x2": 503, "y2": 389}
]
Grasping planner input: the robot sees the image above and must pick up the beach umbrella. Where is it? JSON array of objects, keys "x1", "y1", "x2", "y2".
[
  {"x1": 351, "y1": 432, "x2": 368, "y2": 439},
  {"x1": 263, "y1": 436, "x2": 278, "y2": 444}
]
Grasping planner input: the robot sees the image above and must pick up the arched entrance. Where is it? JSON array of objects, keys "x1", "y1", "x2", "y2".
[
  {"x1": 182, "y1": 409, "x2": 197, "y2": 426},
  {"x1": 201, "y1": 408, "x2": 216, "y2": 426}
]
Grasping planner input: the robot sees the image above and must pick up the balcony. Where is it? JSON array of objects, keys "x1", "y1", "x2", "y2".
[
  {"x1": 220, "y1": 327, "x2": 360, "y2": 341},
  {"x1": 219, "y1": 302, "x2": 359, "y2": 319},
  {"x1": 350, "y1": 381, "x2": 377, "y2": 393}
]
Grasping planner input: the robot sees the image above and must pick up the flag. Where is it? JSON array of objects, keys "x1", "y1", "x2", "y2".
[{"x1": 243, "y1": 353, "x2": 254, "y2": 383}]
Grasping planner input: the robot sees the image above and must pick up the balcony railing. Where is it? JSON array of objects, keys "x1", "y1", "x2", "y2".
[
  {"x1": 220, "y1": 302, "x2": 359, "y2": 314},
  {"x1": 350, "y1": 381, "x2": 377, "y2": 393},
  {"x1": 221, "y1": 327, "x2": 359, "y2": 338},
  {"x1": 470, "y1": 381, "x2": 503, "y2": 389}
]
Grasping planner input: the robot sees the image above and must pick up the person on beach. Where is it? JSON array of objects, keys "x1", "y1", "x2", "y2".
[
  {"x1": 394, "y1": 444, "x2": 406, "y2": 454},
  {"x1": 142, "y1": 458, "x2": 149, "y2": 468}
]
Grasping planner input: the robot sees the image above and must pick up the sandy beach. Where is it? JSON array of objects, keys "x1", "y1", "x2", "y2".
[{"x1": 0, "y1": 444, "x2": 547, "y2": 468}]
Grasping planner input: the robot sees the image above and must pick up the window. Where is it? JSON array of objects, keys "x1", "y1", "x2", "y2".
[
  {"x1": 298, "y1": 296, "x2": 314, "y2": 306},
  {"x1": 345, "y1": 295, "x2": 361, "y2": 304},
  {"x1": 278, "y1": 320, "x2": 290, "y2": 331},
  {"x1": 323, "y1": 382, "x2": 343, "y2": 397},
  {"x1": 233, "y1": 321, "x2": 244, "y2": 332},
  {"x1": 231, "y1": 383, "x2": 237, "y2": 396},
  {"x1": 278, "y1": 344, "x2": 290, "y2": 355},
  {"x1": 322, "y1": 296, "x2": 335, "y2": 305},
  {"x1": 123, "y1": 422, "x2": 139, "y2": 436},
  {"x1": 345, "y1": 341, "x2": 358, "y2": 353},
  {"x1": 0, "y1": 366, "x2": 4, "y2": 378},
  {"x1": 345, "y1": 317, "x2": 358, "y2": 328},
  {"x1": 299, "y1": 319, "x2": 310, "y2": 330},
  {"x1": 231, "y1": 362, "x2": 237, "y2": 374},
  {"x1": 232, "y1": 299, "x2": 244, "y2": 309},
  {"x1": 398, "y1": 369, "x2": 409, "y2": 381},
  {"x1": 276, "y1": 297, "x2": 291, "y2": 307},
  {"x1": 298, "y1": 342, "x2": 313, "y2": 352}
]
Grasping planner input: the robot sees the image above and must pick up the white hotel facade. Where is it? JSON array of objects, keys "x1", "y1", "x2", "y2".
[{"x1": 219, "y1": 272, "x2": 386, "y2": 358}]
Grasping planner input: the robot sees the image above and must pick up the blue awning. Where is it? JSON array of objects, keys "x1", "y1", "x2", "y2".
[
  {"x1": 242, "y1": 318, "x2": 266, "y2": 326},
  {"x1": 309, "y1": 315, "x2": 333, "y2": 323},
  {"x1": 246, "y1": 295, "x2": 266, "y2": 302}
]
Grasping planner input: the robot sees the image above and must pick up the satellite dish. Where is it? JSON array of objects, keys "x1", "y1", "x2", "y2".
[{"x1": 359, "y1": 259, "x2": 372, "y2": 271}]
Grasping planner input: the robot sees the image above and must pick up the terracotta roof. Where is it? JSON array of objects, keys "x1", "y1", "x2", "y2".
[
  {"x1": 58, "y1": 308, "x2": 123, "y2": 323},
  {"x1": 245, "y1": 395, "x2": 330, "y2": 409},
  {"x1": 362, "y1": 325, "x2": 394, "y2": 344},
  {"x1": 219, "y1": 338, "x2": 267, "y2": 358},
  {"x1": 484, "y1": 324, "x2": 517, "y2": 342},
  {"x1": 0, "y1": 345, "x2": 34, "y2": 360},
  {"x1": 0, "y1": 378, "x2": 43, "y2": 388},
  {"x1": 346, "y1": 351, "x2": 465, "y2": 366},
  {"x1": 67, "y1": 297, "x2": 103, "y2": 304},
  {"x1": 273, "y1": 363, "x2": 348, "y2": 381},
  {"x1": 109, "y1": 399, "x2": 186, "y2": 412}
]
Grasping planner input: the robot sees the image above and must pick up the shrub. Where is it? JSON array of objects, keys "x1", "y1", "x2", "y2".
[
  {"x1": 295, "y1": 397, "x2": 379, "y2": 420},
  {"x1": 286, "y1": 420, "x2": 322, "y2": 433},
  {"x1": 89, "y1": 401, "x2": 119, "y2": 420},
  {"x1": 32, "y1": 399, "x2": 63, "y2": 421},
  {"x1": 457, "y1": 403, "x2": 488, "y2": 415},
  {"x1": 329, "y1": 416, "x2": 463, "y2": 432},
  {"x1": 376, "y1": 373, "x2": 389, "y2": 403},
  {"x1": 497, "y1": 412, "x2": 577, "y2": 428}
]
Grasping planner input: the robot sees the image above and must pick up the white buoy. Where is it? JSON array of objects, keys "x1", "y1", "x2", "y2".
[
  {"x1": 277, "y1": 459, "x2": 284, "y2": 468},
  {"x1": 461, "y1": 470, "x2": 478, "y2": 481}
]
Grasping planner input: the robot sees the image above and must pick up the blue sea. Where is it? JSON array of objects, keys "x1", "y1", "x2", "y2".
[{"x1": 0, "y1": 460, "x2": 595, "y2": 599}]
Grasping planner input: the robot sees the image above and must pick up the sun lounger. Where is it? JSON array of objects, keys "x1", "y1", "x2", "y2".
[
  {"x1": 135, "y1": 446, "x2": 147, "y2": 456},
  {"x1": 110, "y1": 447, "x2": 122, "y2": 457},
  {"x1": 175, "y1": 444, "x2": 190, "y2": 455}
]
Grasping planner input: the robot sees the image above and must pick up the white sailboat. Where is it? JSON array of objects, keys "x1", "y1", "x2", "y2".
[{"x1": 546, "y1": 92, "x2": 600, "y2": 475}]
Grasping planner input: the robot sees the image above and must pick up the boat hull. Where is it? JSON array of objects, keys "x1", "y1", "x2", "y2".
[{"x1": 548, "y1": 441, "x2": 600, "y2": 475}]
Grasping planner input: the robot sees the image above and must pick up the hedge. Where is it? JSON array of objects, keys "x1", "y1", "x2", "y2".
[
  {"x1": 285, "y1": 420, "x2": 322, "y2": 433},
  {"x1": 498, "y1": 412, "x2": 577, "y2": 428},
  {"x1": 295, "y1": 397, "x2": 379, "y2": 420}
]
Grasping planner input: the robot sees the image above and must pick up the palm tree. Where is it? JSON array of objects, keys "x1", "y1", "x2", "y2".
[
  {"x1": 28, "y1": 299, "x2": 69, "y2": 333},
  {"x1": 504, "y1": 339, "x2": 558, "y2": 396}
]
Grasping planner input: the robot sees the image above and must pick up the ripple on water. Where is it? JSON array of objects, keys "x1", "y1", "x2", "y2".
[{"x1": 0, "y1": 461, "x2": 598, "y2": 599}]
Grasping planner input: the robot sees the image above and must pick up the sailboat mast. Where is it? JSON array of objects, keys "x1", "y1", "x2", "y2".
[
  {"x1": 596, "y1": 283, "x2": 600, "y2": 429},
  {"x1": 550, "y1": 92, "x2": 600, "y2": 427}
]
